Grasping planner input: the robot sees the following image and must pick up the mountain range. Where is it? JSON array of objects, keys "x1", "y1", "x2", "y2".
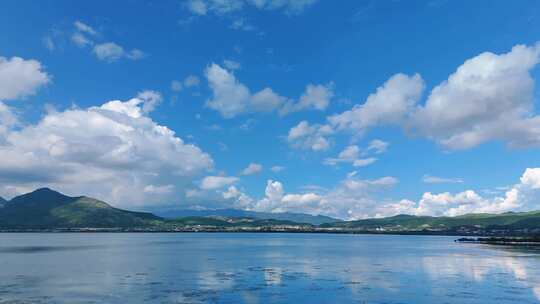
[
  {"x1": 154, "y1": 208, "x2": 340, "y2": 225},
  {"x1": 0, "y1": 188, "x2": 323, "y2": 229},
  {"x1": 1, "y1": 188, "x2": 540, "y2": 235},
  {"x1": 321, "y1": 212, "x2": 540, "y2": 232}
]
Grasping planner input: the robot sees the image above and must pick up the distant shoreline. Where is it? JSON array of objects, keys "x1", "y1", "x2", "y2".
[{"x1": 0, "y1": 227, "x2": 533, "y2": 237}]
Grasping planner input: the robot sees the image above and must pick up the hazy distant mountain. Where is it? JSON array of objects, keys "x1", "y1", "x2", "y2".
[
  {"x1": 155, "y1": 208, "x2": 341, "y2": 225},
  {"x1": 0, "y1": 188, "x2": 161, "y2": 229},
  {"x1": 0, "y1": 197, "x2": 6, "y2": 208},
  {"x1": 169, "y1": 216, "x2": 312, "y2": 228}
]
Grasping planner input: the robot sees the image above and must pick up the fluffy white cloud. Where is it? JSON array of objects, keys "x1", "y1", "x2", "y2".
[
  {"x1": 287, "y1": 121, "x2": 333, "y2": 151},
  {"x1": 520, "y1": 168, "x2": 540, "y2": 189},
  {"x1": 185, "y1": 0, "x2": 317, "y2": 16},
  {"x1": 410, "y1": 188, "x2": 521, "y2": 217},
  {"x1": 0, "y1": 102, "x2": 17, "y2": 127},
  {"x1": 205, "y1": 63, "x2": 332, "y2": 118},
  {"x1": 241, "y1": 163, "x2": 263, "y2": 175},
  {"x1": 205, "y1": 63, "x2": 254, "y2": 117},
  {"x1": 93, "y1": 43, "x2": 145, "y2": 62},
  {"x1": 100, "y1": 91, "x2": 162, "y2": 117},
  {"x1": 422, "y1": 175, "x2": 464, "y2": 184},
  {"x1": 222, "y1": 175, "x2": 398, "y2": 219},
  {"x1": 410, "y1": 43, "x2": 540, "y2": 149},
  {"x1": 0, "y1": 56, "x2": 51, "y2": 100},
  {"x1": 329, "y1": 73, "x2": 424, "y2": 134},
  {"x1": 377, "y1": 168, "x2": 540, "y2": 218},
  {"x1": 251, "y1": 88, "x2": 286, "y2": 112},
  {"x1": 200, "y1": 175, "x2": 239, "y2": 190},
  {"x1": 0, "y1": 91, "x2": 213, "y2": 207},
  {"x1": 205, "y1": 63, "x2": 286, "y2": 118},
  {"x1": 324, "y1": 145, "x2": 377, "y2": 167},
  {"x1": 291, "y1": 42, "x2": 540, "y2": 152},
  {"x1": 280, "y1": 83, "x2": 334, "y2": 115},
  {"x1": 222, "y1": 185, "x2": 253, "y2": 209},
  {"x1": 219, "y1": 167, "x2": 540, "y2": 220},
  {"x1": 0, "y1": 102, "x2": 17, "y2": 142},
  {"x1": 285, "y1": 73, "x2": 421, "y2": 154},
  {"x1": 323, "y1": 139, "x2": 388, "y2": 167}
]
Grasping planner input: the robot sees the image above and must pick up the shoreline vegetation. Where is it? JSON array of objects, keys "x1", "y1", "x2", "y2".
[
  {"x1": 2, "y1": 188, "x2": 540, "y2": 241},
  {"x1": 0, "y1": 226, "x2": 538, "y2": 237},
  {"x1": 0, "y1": 227, "x2": 518, "y2": 234}
]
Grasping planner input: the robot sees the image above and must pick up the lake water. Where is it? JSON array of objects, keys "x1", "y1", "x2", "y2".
[{"x1": 1, "y1": 233, "x2": 540, "y2": 303}]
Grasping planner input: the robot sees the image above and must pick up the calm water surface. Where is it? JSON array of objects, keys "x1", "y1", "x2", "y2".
[{"x1": 0, "y1": 233, "x2": 539, "y2": 303}]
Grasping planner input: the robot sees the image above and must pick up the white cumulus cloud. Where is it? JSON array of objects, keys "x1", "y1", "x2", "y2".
[
  {"x1": 323, "y1": 144, "x2": 380, "y2": 167},
  {"x1": 0, "y1": 91, "x2": 213, "y2": 207},
  {"x1": 280, "y1": 83, "x2": 334, "y2": 115},
  {"x1": 205, "y1": 63, "x2": 333, "y2": 118},
  {"x1": 410, "y1": 43, "x2": 540, "y2": 149},
  {"x1": 0, "y1": 56, "x2": 51, "y2": 100},
  {"x1": 287, "y1": 121, "x2": 333, "y2": 151},
  {"x1": 219, "y1": 167, "x2": 540, "y2": 220},
  {"x1": 294, "y1": 42, "x2": 540, "y2": 152},
  {"x1": 329, "y1": 73, "x2": 424, "y2": 134}
]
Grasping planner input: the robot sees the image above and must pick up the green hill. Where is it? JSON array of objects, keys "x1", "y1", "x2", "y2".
[
  {"x1": 0, "y1": 188, "x2": 311, "y2": 230},
  {"x1": 0, "y1": 188, "x2": 161, "y2": 229},
  {"x1": 322, "y1": 211, "x2": 540, "y2": 232}
]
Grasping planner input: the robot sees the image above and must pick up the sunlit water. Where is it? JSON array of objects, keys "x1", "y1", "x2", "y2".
[{"x1": 1, "y1": 233, "x2": 540, "y2": 303}]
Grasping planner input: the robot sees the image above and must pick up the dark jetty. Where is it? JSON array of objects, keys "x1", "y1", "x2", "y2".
[{"x1": 456, "y1": 236, "x2": 540, "y2": 246}]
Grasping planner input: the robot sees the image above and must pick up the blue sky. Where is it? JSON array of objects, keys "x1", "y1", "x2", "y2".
[{"x1": 1, "y1": 0, "x2": 540, "y2": 219}]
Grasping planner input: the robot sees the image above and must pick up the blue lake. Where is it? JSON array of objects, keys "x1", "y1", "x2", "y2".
[{"x1": 0, "y1": 233, "x2": 539, "y2": 303}]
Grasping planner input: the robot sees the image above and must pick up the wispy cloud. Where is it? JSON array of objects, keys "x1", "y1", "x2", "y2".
[{"x1": 422, "y1": 175, "x2": 464, "y2": 184}]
